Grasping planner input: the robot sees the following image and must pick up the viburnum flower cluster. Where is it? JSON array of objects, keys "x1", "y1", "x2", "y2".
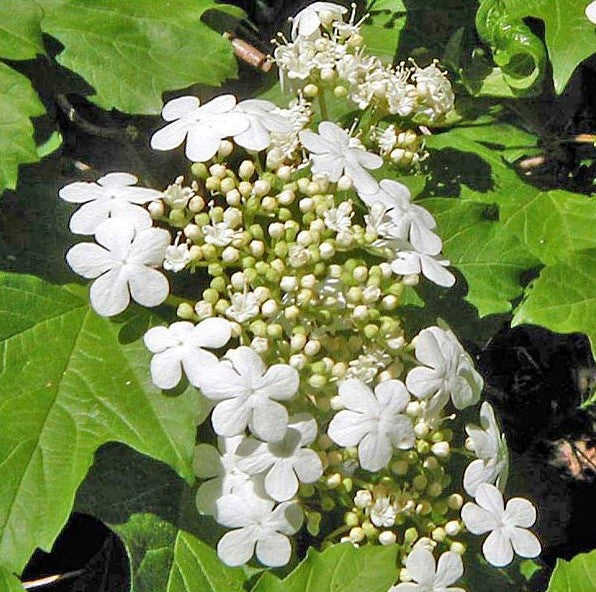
[{"x1": 58, "y1": 2, "x2": 540, "y2": 586}]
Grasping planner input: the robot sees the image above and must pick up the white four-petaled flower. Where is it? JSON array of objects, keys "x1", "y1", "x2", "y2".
[
  {"x1": 59, "y1": 172, "x2": 160, "y2": 234},
  {"x1": 216, "y1": 494, "x2": 303, "y2": 567},
  {"x1": 198, "y1": 346, "x2": 299, "y2": 442},
  {"x1": 299, "y1": 121, "x2": 382, "y2": 194},
  {"x1": 463, "y1": 401, "x2": 509, "y2": 496},
  {"x1": 233, "y1": 100, "x2": 293, "y2": 152},
  {"x1": 143, "y1": 318, "x2": 232, "y2": 389},
  {"x1": 66, "y1": 218, "x2": 170, "y2": 317},
  {"x1": 361, "y1": 179, "x2": 442, "y2": 255},
  {"x1": 327, "y1": 378, "x2": 415, "y2": 471},
  {"x1": 390, "y1": 549, "x2": 465, "y2": 592},
  {"x1": 291, "y1": 2, "x2": 348, "y2": 39},
  {"x1": 406, "y1": 327, "x2": 483, "y2": 414},
  {"x1": 390, "y1": 243, "x2": 455, "y2": 288},
  {"x1": 151, "y1": 95, "x2": 249, "y2": 162},
  {"x1": 236, "y1": 413, "x2": 323, "y2": 501},
  {"x1": 461, "y1": 483, "x2": 541, "y2": 567},
  {"x1": 194, "y1": 435, "x2": 260, "y2": 516}
]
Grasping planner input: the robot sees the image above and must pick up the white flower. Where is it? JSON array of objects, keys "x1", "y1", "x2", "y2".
[
  {"x1": 406, "y1": 327, "x2": 483, "y2": 414},
  {"x1": 59, "y1": 172, "x2": 159, "y2": 234},
  {"x1": 413, "y1": 64, "x2": 455, "y2": 121},
  {"x1": 233, "y1": 100, "x2": 293, "y2": 151},
  {"x1": 327, "y1": 379, "x2": 415, "y2": 471},
  {"x1": 390, "y1": 549, "x2": 465, "y2": 592},
  {"x1": 291, "y1": 2, "x2": 348, "y2": 39},
  {"x1": 66, "y1": 218, "x2": 170, "y2": 317},
  {"x1": 390, "y1": 243, "x2": 455, "y2": 288},
  {"x1": 587, "y1": 1, "x2": 596, "y2": 23},
  {"x1": 163, "y1": 241, "x2": 192, "y2": 272},
  {"x1": 274, "y1": 40, "x2": 316, "y2": 87},
  {"x1": 143, "y1": 318, "x2": 232, "y2": 389},
  {"x1": 151, "y1": 95, "x2": 249, "y2": 162},
  {"x1": 369, "y1": 496, "x2": 397, "y2": 527},
  {"x1": 361, "y1": 180, "x2": 442, "y2": 255},
  {"x1": 226, "y1": 290, "x2": 260, "y2": 323},
  {"x1": 463, "y1": 402, "x2": 509, "y2": 496},
  {"x1": 345, "y1": 346, "x2": 392, "y2": 383},
  {"x1": 163, "y1": 178, "x2": 194, "y2": 209},
  {"x1": 194, "y1": 436, "x2": 260, "y2": 516},
  {"x1": 216, "y1": 494, "x2": 303, "y2": 567},
  {"x1": 198, "y1": 346, "x2": 300, "y2": 442},
  {"x1": 299, "y1": 122, "x2": 382, "y2": 194},
  {"x1": 376, "y1": 125, "x2": 397, "y2": 155},
  {"x1": 323, "y1": 201, "x2": 353, "y2": 234},
  {"x1": 236, "y1": 413, "x2": 323, "y2": 501},
  {"x1": 461, "y1": 483, "x2": 541, "y2": 567},
  {"x1": 203, "y1": 221, "x2": 240, "y2": 247}
]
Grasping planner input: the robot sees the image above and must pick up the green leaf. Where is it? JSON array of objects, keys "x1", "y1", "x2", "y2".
[
  {"x1": 0, "y1": 0, "x2": 45, "y2": 60},
  {"x1": 252, "y1": 544, "x2": 399, "y2": 592},
  {"x1": 41, "y1": 0, "x2": 239, "y2": 114},
  {"x1": 0, "y1": 273, "x2": 204, "y2": 574},
  {"x1": 362, "y1": 0, "x2": 407, "y2": 62},
  {"x1": 0, "y1": 567, "x2": 23, "y2": 592},
  {"x1": 503, "y1": 0, "x2": 596, "y2": 93},
  {"x1": 76, "y1": 443, "x2": 245, "y2": 592},
  {"x1": 513, "y1": 249, "x2": 596, "y2": 357},
  {"x1": 545, "y1": 549, "x2": 596, "y2": 592},
  {"x1": 422, "y1": 198, "x2": 539, "y2": 315},
  {"x1": 519, "y1": 559, "x2": 542, "y2": 581},
  {"x1": 475, "y1": 0, "x2": 547, "y2": 95},
  {"x1": 0, "y1": 63, "x2": 45, "y2": 193}
]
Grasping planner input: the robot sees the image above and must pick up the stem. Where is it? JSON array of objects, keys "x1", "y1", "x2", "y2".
[{"x1": 318, "y1": 89, "x2": 329, "y2": 120}]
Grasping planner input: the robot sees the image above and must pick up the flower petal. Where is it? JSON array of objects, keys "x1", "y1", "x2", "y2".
[
  {"x1": 405, "y1": 549, "x2": 435, "y2": 585},
  {"x1": 375, "y1": 379, "x2": 409, "y2": 411},
  {"x1": 181, "y1": 349, "x2": 219, "y2": 387},
  {"x1": 198, "y1": 94, "x2": 236, "y2": 116},
  {"x1": 475, "y1": 483, "x2": 505, "y2": 516},
  {"x1": 185, "y1": 125, "x2": 221, "y2": 162},
  {"x1": 226, "y1": 346, "x2": 265, "y2": 382},
  {"x1": 328, "y1": 410, "x2": 370, "y2": 447},
  {"x1": 483, "y1": 528, "x2": 514, "y2": 567},
  {"x1": 249, "y1": 399, "x2": 289, "y2": 442},
  {"x1": 212, "y1": 399, "x2": 251, "y2": 437},
  {"x1": 256, "y1": 532, "x2": 291, "y2": 567},
  {"x1": 293, "y1": 449, "x2": 323, "y2": 484},
  {"x1": 198, "y1": 362, "x2": 250, "y2": 400},
  {"x1": 69, "y1": 201, "x2": 110, "y2": 235},
  {"x1": 127, "y1": 266, "x2": 169, "y2": 308},
  {"x1": 505, "y1": 498, "x2": 536, "y2": 528},
  {"x1": 217, "y1": 528, "x2": 258, "y2": 566},
  {"x1": 59, "y1": 181, "x2": 104, "y2": 204},
  {"x1": 89, "y1": 267, "x2": 130, "y2": 316},
  {"x1": 94, "y1": 218, "x2": 135, "y2": 258},
  {"x1": 386, "y1": 415, "x2": 415, "y2": 450},
  {"x1": 509, "y1": 526, "x2": 541, "y2": 558},
  {"x1": 256, "y1": 364, "x2": 299, "y2": 401},
  {"x1": 265, "y1": 460, "x2": 298, "y2": 501},
  {"x1": 267, "y1": 501, "x2": 303, "y2": 534},
  {"x1": 193, "y1": 443, "x2": 222, "y2": 479},
  {"x1": 143, "y1": 325, "x2": 178, "y2": 353},
  {"x1": 151, "y1": 119, "x2": 191, "y2": 151},
  {"x1": 461, "y1": 502, "x2": 499, "y2": 534},
  {"x1": 66, "y1": 243, "x2": 113, "y2": 278},
  {"x1": 311, "y1": 153, "x2": 345, "y2": 181},
  {"x1": 463, "y1": 458, "x2": 498, "y2": 497},
  {"x1": 211, "y1": 112, "x2": 250, "y2": 138},
  {"x1": 97, "y1": 172, "x2": 138, "y2": 187},
  {"x1": 149, "y1": 348, "x2": 182, "y2": 389},
  {"x1": 420, "y1": 255, "x2": 456, "y2": 287},
  {"x1": 236, "y1": 438, "x2": 274, "y2": 474},
  {"x1": 191, "y1": 317, "x2": 232, "y2": 349},
  {"x1": 162, "y1": 96, "x2": 200, "y2": 121},
  {"x1": 299, "y1": 129, "x2": 333, "y2": 153},
  {"x1": 358, "y1": 431, "x2": 392, "y2": 472},
  {"x1": 128, "y1": 227, "x2": 170, "y2": 266},
  {"x1": 435, "y1": 551, "x2": 463, "y2": 587},
  {"x1": 405, "y1": 367, "x2": 442, "y2": 400},
  {"x1": 195, "y1": 477, "x2": 224, "y2": 515},
  {"x1": 345, "y1": 161, "x2": 378, "y2": 194},
  {"x1": 339, "y1": 379, "x2": 377, "y2": 412},
  {"x1": 288, "y1": 413, "x2": 318, "y2": 445}
]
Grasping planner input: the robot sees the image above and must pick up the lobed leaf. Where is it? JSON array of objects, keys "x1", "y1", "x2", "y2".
[
  {"x1": 362, "y1": 0, "x2": 407, "y2": 63},
  {"x1": 0, "y1": 273, "x2": 203, "y2": 574},
  {"x1": 422, "y1": 198, "x2": 539, "y2": 316},
  {"x1": 0, "y1": 63, "x2": 45, "y2": 194},
  {"x1": 0, "y1": 0, "x2": 45, "y2": 60},
  {"x1": 251, "y1": 544, "x2": 399, "y2": 592},
  {"x1": 41, "y1": 0, "x2": 239, "y2": 114},
  {"x1": 513, "y1": 249, "x2": 596, "y2": 357},
  {"x1": 545, "y1": 548, "x2": 596, "y2": 591},
  {"x1": 502, "y1": 0, "x2": 596, "y2": 94}
]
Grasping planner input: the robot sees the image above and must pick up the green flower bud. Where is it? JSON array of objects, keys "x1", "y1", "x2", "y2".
[
  {"x1": 202, "y1": 288, "x2": 219, "y2": 304},
  {"x1": 345, "y1": 511, "x2": 359, "y2": 527},
  {"x1": 208, "y1": 263, "x2": 224, "y2": 277},
  {"x1": 404, "y1": 527, "x2": 418, "y2": 546},
  {"x1": 210, "y1": 277, "x2": 226, "y2": 293},
  {"x1": 191, "y1": 162, "x2": 208, "y2": 179},
  {"x1": 177, "y1": 302, "x2": 195, "y2": 320}
]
